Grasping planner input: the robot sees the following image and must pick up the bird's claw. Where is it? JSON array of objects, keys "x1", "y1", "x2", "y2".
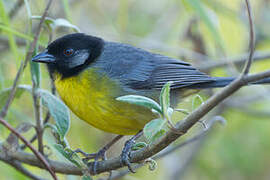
[
  {"x1": 120, "y1": 139, "x2": 136, "y2": 173},
  {"x1": 72, "y1": 148, "x2": 107, "y2": 174}
]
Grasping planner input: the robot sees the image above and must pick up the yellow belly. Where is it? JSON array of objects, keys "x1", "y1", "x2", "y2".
[{"x1": 54, "y1": 69, "x2": 156, "y2": 135}]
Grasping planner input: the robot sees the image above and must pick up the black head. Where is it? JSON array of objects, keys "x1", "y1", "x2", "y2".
[{"x1": 32, "y1": 33, "x2": 104, "y2": 78}]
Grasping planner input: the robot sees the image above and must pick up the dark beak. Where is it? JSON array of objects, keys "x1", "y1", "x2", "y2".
[{"x1": 32, "y1": 49, "x2": 56, "y2": 63}]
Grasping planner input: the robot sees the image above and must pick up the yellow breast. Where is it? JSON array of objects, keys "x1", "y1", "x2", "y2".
[{"x1": 54, "y1": 69, "x2": 155, "y2": 135}]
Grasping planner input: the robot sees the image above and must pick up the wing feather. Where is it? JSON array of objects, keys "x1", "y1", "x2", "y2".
[{"x1": 99, "y1": 42, "x2": 214, "y2": 91}]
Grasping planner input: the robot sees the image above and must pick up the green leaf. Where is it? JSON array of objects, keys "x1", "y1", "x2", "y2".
[
  {"x1": 31, "y1": 16, "x2": 54, "y2": 27},
  {"x1": 116, "y1": 95, "x2": 162, "y2": 115},
  {"x1": 32, "y1": 16, "x2": 80, "y2": 32},
  {"x1": 45, "y1": 123, "x2": 70, "y2": 148},
  {"x1": 192, "y1": 94, "x2": 204, "y2": 110},
  {"x1": 0, "y1": 85, "x2": 70, "y2": 140},
  {"x1": 52, "y1": 18, "x2": 80, "y2": 32},
  {"x1": 143, "y1": 118, "x2": 166, "y2": 142},
  {"x1": 38, "y1": 90, "x2": 70, "y2": 140},
  {"x1": 160, "y1": 81, "x2": 172, "y2": 117},
  {"x1": 53, "y1": 144, "x2": 85, "y2": 168}
]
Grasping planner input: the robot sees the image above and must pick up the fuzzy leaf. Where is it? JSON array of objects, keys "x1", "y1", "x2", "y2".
[
  {"x1": 53, "y1": 144, "x2": 85, "y2": 168},
  {"x1": 143, "y1": 118, "x2": 166, "y2": 142},
  {"x1": 52, "y1": 18, "x2": 80, "y2": 32},
  {"x1": 116, "y1": 95, "x2": 162, "y2": 115},
  {"x1": 38, "y1": 90, "x2": 70, "y2": 140},
  {"x1": 160, "y1": 81, "x2": 172, "y2": 117}
]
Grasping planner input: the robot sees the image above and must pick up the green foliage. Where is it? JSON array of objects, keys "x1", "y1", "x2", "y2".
[
  {"x1": 192, "y1": 94, "x2": 204, "y2": 110},
  {"x1": 118, "y1": 82, "x2": 174, "y2": 143},
  {"x1": 0, "y1": 85, "x2": 70, "y2": 141},
  {"x1": 160, "y1": 81, "x2": 172, "y2": 119},
  {"x1": 143, "y1": 118, "x2": 166, "y2": 143},
  {"x1": 116, "y1": 95, "x2": 162, "y2": 114},
  {"x1": 1, "y1": 1, "x2": 270, "y2": 179},
  {"x1": 31, "y1": 16, "x2": 80, "y2": 33},
  {"x1": 39, "y1": 89, "x2": 70, "y2": 140},
  {"x1": 53, "y1": 144, "x2": 86, "y2": 168}
]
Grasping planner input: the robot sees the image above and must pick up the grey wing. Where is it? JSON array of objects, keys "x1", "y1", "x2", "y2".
[
  {"x1": 98, "y1": 42, "x2": 214, "y2": 91},
  {"x1": 144, "y1": 54, "x2": 215, "y2": 90}
]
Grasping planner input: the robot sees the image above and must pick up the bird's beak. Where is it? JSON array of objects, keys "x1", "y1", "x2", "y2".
[{"x1": 32, "y1": 49, "x2": 56, "y2": 63}]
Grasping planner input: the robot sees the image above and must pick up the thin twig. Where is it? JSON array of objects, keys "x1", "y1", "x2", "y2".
[
  {"x1": 110, "y1": 116, "x2": 225, "y2": 180},
  {"x1": 0, "y1": 0, "x2": 53, "y2": 118},
  {"x1": 32, "y1": 88, "x2": 44, "y2": 154},
  {"x1": 0, "y1": 60, "x2": 23, "y2": 117},
  {"x1": 1, "y1": 36, "x2": 269, "y2": 179},
  {"x1": 0, "y1": 118, "x2": 57, "y2": 180},
  {"x1": 20, "y1": 112, "x2": 51, "y2": 150},
  {"x1": 242, "y1": 0, "x2": 255, "y2": 75},
  {"x1": 20, "y1": 77, "x2": 55, "y2": 150},
  {"x1": 0, "y1": 0, "x2": 266, "y2": 177},
  {"x1": 0, "y1": 67, "x2": 270, "y2": 175}
]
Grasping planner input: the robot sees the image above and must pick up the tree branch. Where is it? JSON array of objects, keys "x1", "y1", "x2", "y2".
[
  {"x1": 0, "y1": 118, "x2": 57, "y2": 180},
  {"x1": 242, "y1": 0, "x2": 255, "y2": 75},
  {"x1": 0, "y1": 70, "x2": 269, "y2": 176}
]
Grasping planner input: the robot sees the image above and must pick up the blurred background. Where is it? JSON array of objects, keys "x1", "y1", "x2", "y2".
[{"x1": 1, "y1": 0, "x2": 270, "y2": 179}]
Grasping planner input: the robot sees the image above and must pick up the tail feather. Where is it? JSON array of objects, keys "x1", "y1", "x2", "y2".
[{"x1": 188, "y1": 77, "x2": 270, "y2": 89}]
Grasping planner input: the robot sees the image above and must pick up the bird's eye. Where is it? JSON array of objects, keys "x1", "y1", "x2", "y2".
[{"x1": 63, "y1": 48, "x2": 74, "y2": 56}]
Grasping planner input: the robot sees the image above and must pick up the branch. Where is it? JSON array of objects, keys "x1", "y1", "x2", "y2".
[
  {"x1": 0, "y1": 0, "x2": 266, "y2": 178},
  {"x1": 0, "y1": 118, "x2": 57, "y2": 180},
  {"x1": 1, "y1": 71, "x2": 268, "y2": 176},
  {"x1": 110, "y1": 116, "x2": 225, "y2": 180},
  {"x1": 242, "y1": 0, "x2": 255, "y2": 75},
  {"x1": 0, "y1": 150, "x2": 82, "y2": 175}
]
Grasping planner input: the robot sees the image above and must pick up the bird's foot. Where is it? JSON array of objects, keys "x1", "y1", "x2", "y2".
[
  {"x1": 120, "y1": 138, "x2": 136, "y2": 173},
  {"x1": 72, "y1": 148, "x2": 107, "y2": 174},
  {"x1": 120, "y1": 130, "x2": 143, "y2": 173}
]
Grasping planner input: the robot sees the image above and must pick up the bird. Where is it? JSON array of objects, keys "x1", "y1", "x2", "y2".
[{"x1": 32, "y1": 33, "x2": 270, "y2": 173}]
